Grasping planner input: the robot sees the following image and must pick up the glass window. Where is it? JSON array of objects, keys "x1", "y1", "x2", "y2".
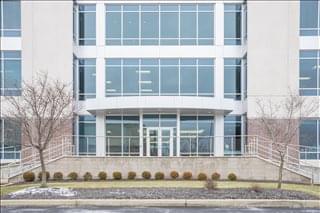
[
  {"x1": 180, "y1": 116, "x2": 214, "y2": 156},
  {"x1": 0, "y1": 0, "x2": 21, "y2": 37},
  {"x1": 224, "y1": 58, "x2": 242, "y2": 100},
  {"x1": 78, "y1": 4, "x2": 96, "y2": 45},
  {"x1": 224, "y1": 115, "x2": 242, "y2": 156},
  {"x1": 105, "y1": 58, "x2": 214, "y2": 97},
  {"x1": 0, "y1": 118, "x2": 21, "y2": 160},
  {"x1": 78, "y1": 115, "x2": 96, "y2": 155},
  {"x1": 78, "y1": 59, "x2": 96, "y2": 100},
  {"x1": 299, "y1": 50, "x2": 320, "y2": 96},
  {"x1": 0, "y1": 51, "x2": 21, "y2": 96},
  {"x1": 123, "y1": 59, "x2": 139, "y2": 95},
  {"x1": 105, "y1": 4, "x2": 214, "y2": 46},
  {"x1": 300, "y1": 0, "x2": 320, "y2": 36},
  {"x1": 180, "y1": 59, "x2": 197, "y2": 95},
  {"x1": 141, "y1": 8, "x2": 159, "y2": 45},
  {"x1": 224, "y1": 4, "x2": 242, "y2": 45},
  {"x1": 299, "y1": 120, "x2": 320, "y2": 159}
]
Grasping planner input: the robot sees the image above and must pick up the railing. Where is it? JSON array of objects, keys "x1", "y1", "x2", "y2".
[{"x1": 1, "y1": 134, "x2": 318, "y2": 182}]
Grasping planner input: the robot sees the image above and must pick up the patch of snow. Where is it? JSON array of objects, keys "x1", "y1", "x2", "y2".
[{"x1": 9, "y1": 187, "x2": 77, "y2": 198}]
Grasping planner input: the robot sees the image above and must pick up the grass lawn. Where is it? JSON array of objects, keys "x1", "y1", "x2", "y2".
[{"x1": 1, "y1": 180, "x2": 319, "y2": 197}]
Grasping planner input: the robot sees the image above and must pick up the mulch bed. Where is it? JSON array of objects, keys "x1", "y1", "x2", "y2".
[{"x1": 2, "y1": 188, "x2": 318, "y2": 200}]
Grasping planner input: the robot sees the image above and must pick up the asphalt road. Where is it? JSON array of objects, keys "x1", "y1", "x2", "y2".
[{"x1": 1, "y1": 207, "x2": 319, "y2": 213}]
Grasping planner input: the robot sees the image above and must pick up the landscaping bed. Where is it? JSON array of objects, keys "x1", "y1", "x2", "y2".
[{"x1": 1, "y1": 187, "x2": 318, "y2": 200}]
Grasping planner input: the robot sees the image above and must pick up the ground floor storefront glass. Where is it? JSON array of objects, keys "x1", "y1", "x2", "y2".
[{"x1": 76, "y1": 113, "x2": 248, "y2": 157}]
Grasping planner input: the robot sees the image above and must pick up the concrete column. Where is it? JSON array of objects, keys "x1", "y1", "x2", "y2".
[
  {"x1": 139, "y1": 112, "x2": 143, "y2": 156},
  {"x1": 96, "y1": 112, "x2": 106, "y2": 156},
  {"x1": 176, "y1": 112, "x2": 180, "y2": 157},
  {"x1": 215, "y1": 2, "x2": 224, "y2": 46},
  {"x1": 96, "y1": 2, "x2": 105, "y2": 47},
  {"x1": 215, "y1": 3, "x2": 224, "y2": 99},
  {"x1": 214, "y1": 113, "x2": 224, "y2": 156}
]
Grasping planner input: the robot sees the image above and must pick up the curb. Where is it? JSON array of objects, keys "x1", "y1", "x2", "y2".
[{"x1": 1, "y1": 199, "x2": 320, "y2": 208}]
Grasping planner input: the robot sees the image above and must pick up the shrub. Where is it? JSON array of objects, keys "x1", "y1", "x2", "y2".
[
  {"x1": 38, "y1": 171, "x2": 50, "y2": 181},
  {"x1": 53, "y1": 172, "x2": 63, "y2": 181},
  {"x1": 113, "y1": 171, "x2": 122, "y2": 180},
  {"x1": 183, "y1": 171, "x2": 192, "y2": 180},
  {"x1": 211, "y1": 172, "x2": 221, "y2": 181},
  {"x1": 23, "y1": 172, "x2": 35, "y2": 182},
  {"x1": 228, "y1": 173, "x2": 237, "y2": 181},
  {"x1": 204, "y1": 179, "x2": 218, "y2": 190},
  {"x1": 128, "y1": 171, "x2": 136, "y2": 180},
  {"x1": 83, "y1": 172, "x2": 92, "y2": 181},
  {"x1": 98, "y1": 172, "x2": 107, "y2": 180},
  {"x1": 170, "y1": 171, "x2": 179, "y2": 179},
  {"x1": 142, "y1": 171, "x2": 151, "y2": 179},
  {"x1": 198, "y1": 173, "x2": 207, "y2": 180},
  {"x1": 68, "y1": 172, "x2": 78, "y2": 180},
  {"x1": 251, "y1": 183, "x2": 263, "y2": 193},
  {"x1": 155, "y1": 172, "x2": 164, "y2": 180}
]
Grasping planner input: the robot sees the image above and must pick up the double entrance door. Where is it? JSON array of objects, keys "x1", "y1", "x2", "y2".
[{"x1": 146, "y1": 128, "x2": 174, "y2": 157}]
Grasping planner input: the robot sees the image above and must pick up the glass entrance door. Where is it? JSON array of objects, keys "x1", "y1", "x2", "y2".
[{"x1": 146, "y1": 128, "x2": 173, "y2": 156}]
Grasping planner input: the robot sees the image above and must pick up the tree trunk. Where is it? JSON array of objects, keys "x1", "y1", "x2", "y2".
[
  {"x1": 277, "y1": 155, "x2": 284, "y2": 189},
  {"x1": 39, "y1": 149, "x2": 47, "y2": 188}
]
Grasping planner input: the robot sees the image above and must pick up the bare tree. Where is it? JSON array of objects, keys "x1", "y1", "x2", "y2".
[
  {"x1": 256, "y1": 92, "x2": 318, "y2": 189},
  {"x1": 4, "y1": 73, "x2": 74, "y2": 187}
]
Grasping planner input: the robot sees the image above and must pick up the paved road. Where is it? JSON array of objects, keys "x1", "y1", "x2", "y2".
[{"x1": 1, "y1": 207, "x2": 319, "y2": 213}]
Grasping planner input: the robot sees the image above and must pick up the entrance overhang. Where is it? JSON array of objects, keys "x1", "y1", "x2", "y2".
[{"x1": 84, "y1": 96, "x2": 241, "y2": 115}]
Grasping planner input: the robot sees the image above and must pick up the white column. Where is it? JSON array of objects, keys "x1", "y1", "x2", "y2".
[
  {"x1": 96, "y1": 2, "x2": 105, "y2": 47},
  {"x1": 139, "y1": 112, "x2": 143, "y2": 156},
  {"x1": 214, "y1": 113, "x2": 224, "y2": 156},
  {"x1": 215, "y1": 3, "x2": 224, "y2": 100},
  {"x1": 96, "y1": 112, "x2": 106, "y2": 156},
  {"x1": 176, "y1": 112, "x2": 180, "y2": 157}
]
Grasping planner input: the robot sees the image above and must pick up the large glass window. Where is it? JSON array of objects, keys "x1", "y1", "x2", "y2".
[
  {"x1": 224, "y1": 115, "x2": 242, "y2": 156},
  {"x1": 105, "y1": 58, "x2": 214, "y2": 97},
  {"x1": 78, "y1": 4, "x2": 96, "y2": 45},
  {"x1": 0, "y1": 118, "x2": 21, "y2": 160},
  {"x1": 0, "y1": 0, "x2": 21, "y2": 37},
  {"x1": 300, "y1": 0, "x2": 320, "y2": 36},
  {"x1": 224, "y1": 58, "x2": 242, "y2": 100},
  {"x1": 180, "y1": 116, "x2": 214, "y2": 156},
  {"x1": 106, "y1": 116, "x2": 140, "y2": 156},
  {"x1": 78, "y1": 59, "x2": 96, "y2": 100},
  {"x1": 224, "y1": 4, "x2": 242, "y2": 45},
  {"x1": 78, "y1": 115, "x2": 96, "y2": 155},
  {"x1": 0, "y1": 51, "x2": 21, "y2": 96},
  {"x1": 299, "y1": 119, "x2": 320, "y2": 159},
  {"x1": 105, "y1": 4, "x2": 214, "y2": 45},
  {"x1": 299, "y1": 50, "x2": 320, "y2": 96}
]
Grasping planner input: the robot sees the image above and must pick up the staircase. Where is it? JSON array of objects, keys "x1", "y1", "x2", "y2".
[
  {"x1": 1, "y1": 135, "x2": 318, "y2": 184},
  {"x1": 0, "y1": 137, "x2": 74, "y2": 184}
]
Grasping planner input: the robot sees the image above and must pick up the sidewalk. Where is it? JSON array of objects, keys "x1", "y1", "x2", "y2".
[{"x1": 1, "y1": 199, "x2": 319, "y2": 208}]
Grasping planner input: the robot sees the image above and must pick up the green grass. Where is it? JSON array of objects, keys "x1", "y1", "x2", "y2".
[{"x1": 1, "y1": 180, "x2": 319, "y2": 197}]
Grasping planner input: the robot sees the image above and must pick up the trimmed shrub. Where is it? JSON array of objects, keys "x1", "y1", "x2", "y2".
[
  {"x1": 83, "y1": 172, "x2": 92, "y2": 181},
  {"x1": 142, "y1": 171, "x2": 151, "y2": 180},
  {"x1": 98, "y1": 172, "x2": 107, "y2": 180},
  {"x1": 38, "y1": 171, "x2": 50, "y2": 181},
  {"x1": 251, "y1": 184, "x2": 262, "y2": 193},
  {"x1": 211, "y1": 172, "x2": 221, "y2": 181},
  {"x1": 128, "y1": 171, "x2": 136, "y2": 180},
  {"x1": 228, "y1": 173, "x2": 237, "y2": 181},
  {"x1": 198, "y1": 173, "x2": 207, "y2": 180},
  {"x1": 23, "y1": 172, "x2": 35, "y2": 182},
  {"x1": 113, "y1": 171, "x2": 122, "y2": 180},
  {"x1": 183, "y1": 171, "x2": 192, "y2": 180},
  {"x1": 53, "y1": 172, "x2": 63, "y2": 181},
  {"x1": 68, "y1": 172, "x2": 78, "y2": 180},
  {"x1": 155, "y1": 172, "x2": 164, "y2": 180},
  {"x1": 170, "y1": 171, "x2": 179, "y2": 179},
  {"x1": 204, "y1": 179, "x2": 218, "y2": 190}
]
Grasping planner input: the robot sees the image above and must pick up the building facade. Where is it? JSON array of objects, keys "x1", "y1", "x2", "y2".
[{"x1": 0, "y1": 0, "x2": 319, "y2": 164}]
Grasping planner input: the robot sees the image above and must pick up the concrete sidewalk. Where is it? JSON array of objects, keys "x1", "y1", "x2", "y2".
[{"x1": 1, "y1": 199, "x2": 319, "y2": 208}]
